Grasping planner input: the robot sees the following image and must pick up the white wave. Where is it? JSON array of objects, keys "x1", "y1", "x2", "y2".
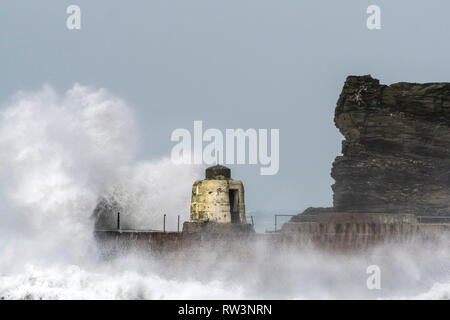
[
  {"x1": 0, "y1": 263, "x2": 243, "y2": 300},
  {"x1": 0, "y1": 84, "x2": 201, "y2": 274},
  {"x1": 0, "y1": 84, "x2": 447, "y2": 300},
  {"x1": 412, "y1": 283, "x2": 450, "y2": 300}
]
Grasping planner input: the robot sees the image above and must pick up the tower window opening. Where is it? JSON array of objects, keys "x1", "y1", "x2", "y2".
[{"x1": 229, "y1": 189, "x2": 239, "y2": 223}]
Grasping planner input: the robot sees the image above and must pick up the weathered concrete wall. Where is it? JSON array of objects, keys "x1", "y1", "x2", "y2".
[
  {"x1": 281, "y1": 221, "x2": 450, "y2": 251},
  {"x1": 94, "y1": 228, "x2": 260, "y2": 259},
  {"x1": 95, "y1": 218, "x2": 449, "y2": 255},
  {"x1": 182, "y1": 221, "x2": 254, "y2": 234},
  {"x1": 314, "y1": 212, "x2": 417, "y2": 224},
  {"x1": 190, "y1": 179, "x2": 246, "y2": 224}
]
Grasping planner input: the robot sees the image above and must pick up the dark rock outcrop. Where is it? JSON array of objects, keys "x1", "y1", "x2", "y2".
[
  {"x1": 290, "y1": 207, "x2": 333, "y2": 222},
  {"x1": 332, "y1": 75, "x2": 450, "y2": 216}
]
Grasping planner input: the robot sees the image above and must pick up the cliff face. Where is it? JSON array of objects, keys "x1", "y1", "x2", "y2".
[{"x1": 332, "y1": 75, "x2": 450, "y2": 216}]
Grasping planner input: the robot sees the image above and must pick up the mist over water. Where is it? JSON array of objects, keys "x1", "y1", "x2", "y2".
[
  {"x1": 0, "y1": 84, "x2": 199, "y2": 272},
  {"x1": 0, "y1": 85, "x2": 448, "y2": 300}
]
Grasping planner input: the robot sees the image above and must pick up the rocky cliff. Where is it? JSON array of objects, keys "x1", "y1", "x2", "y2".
[{"x1": 331, "y1": 75, "x2": 450, "y2": 216}]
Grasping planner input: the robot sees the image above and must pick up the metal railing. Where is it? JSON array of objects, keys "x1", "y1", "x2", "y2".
[
  {"x1": 417, "y1": 216, "x2": 450, "y2": 223},
  {"x1": 98, "y1": 213, "x2": 449, "y2": 234},
  {"x1": 96, "y1": 212, "x2": 182, "y2": 233},
  {"x1": 265, "y1": 214, "x2": 296, "y2": 233},
  {"x1": 262, "y1": 214, "x2": 450, "y2": 232},
  {"x1": 97, "y1": 213, "x2": 258, "y2": 233}
]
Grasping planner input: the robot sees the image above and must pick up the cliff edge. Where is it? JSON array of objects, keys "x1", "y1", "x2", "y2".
[
  {"x1": 296, "y1": 75, "x2": 450, "y2": 220},
  {"x1": 333, "y1": 75, "x2": 450, "y2": 216}
]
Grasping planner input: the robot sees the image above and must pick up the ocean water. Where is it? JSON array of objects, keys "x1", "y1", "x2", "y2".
[{"x1": 0, "y1": 85, "x2": 448, "y2": 300}]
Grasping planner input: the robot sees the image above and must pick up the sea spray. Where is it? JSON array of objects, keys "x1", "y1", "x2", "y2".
[
  {"x1": 0, "y1": 84, "x2": 201, "y2": 273},
  {"x1": 0, "y1": 85, "x2": 448, "y2": 300}
]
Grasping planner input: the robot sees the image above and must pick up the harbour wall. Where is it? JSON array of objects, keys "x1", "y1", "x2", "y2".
[{"x1": 95, "y1": 215, "x2": 450, "y2": 255}]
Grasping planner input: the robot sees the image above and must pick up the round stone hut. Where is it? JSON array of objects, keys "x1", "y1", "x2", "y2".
[{"x1": 190, "y1": 165, "x2": 246, "y2": 224}]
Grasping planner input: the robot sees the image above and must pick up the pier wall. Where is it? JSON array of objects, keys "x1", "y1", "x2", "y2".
[{"x1": 95, "y1": 215, "x2": 449, "y2": 255}]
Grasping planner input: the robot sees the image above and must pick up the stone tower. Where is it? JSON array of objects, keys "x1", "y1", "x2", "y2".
[{"x1": 190, "y1": 165, "x2": 246, "y2": 224}]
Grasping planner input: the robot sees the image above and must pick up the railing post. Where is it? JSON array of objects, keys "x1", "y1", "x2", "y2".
[
  {"x1": 275, "y1": 215, "x2": 277, "y2": 232},
  {"x1": 163, "y1": 214, "x2": 166, "y2": 232},
  {"x1": 251, "y1": 216, "x2": 254, "y2": 226},
  {"x1": 117, "y1": 212, "x2": 120, "y2": 230},
  {"x1": 177, "y1": 215, "x2": 180, "y2": 232}
]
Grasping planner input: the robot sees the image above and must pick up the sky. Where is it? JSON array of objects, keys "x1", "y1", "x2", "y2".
[{"x1": 1, "y1": 0, "x2": 450, "y2": 216}]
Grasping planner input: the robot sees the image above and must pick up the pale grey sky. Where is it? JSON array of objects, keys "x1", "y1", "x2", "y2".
[{"x1": 1, "y1": 0, "x2": 450, "y2": 214}]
